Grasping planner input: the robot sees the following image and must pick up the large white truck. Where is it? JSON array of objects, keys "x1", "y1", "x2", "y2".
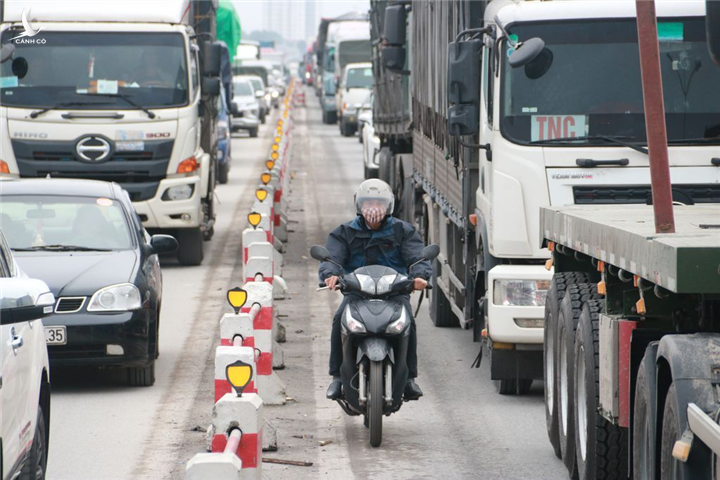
[
  {"x1": 375, "y1": 0, "x2": 720, "y2": 395},
  {"x1": 0, "y1": 0, "x2": 224, "y2": 265}
]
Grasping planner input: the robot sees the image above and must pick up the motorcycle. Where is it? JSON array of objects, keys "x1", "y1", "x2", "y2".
[{"x1": 310, "y1": 243, "x2": 440, "y2": 447}]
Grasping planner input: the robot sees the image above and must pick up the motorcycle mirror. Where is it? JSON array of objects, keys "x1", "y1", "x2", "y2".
[
  {"x1": 310, "y1": 245, "x2": 331, "y2": 262},
  {"x1": 420, "y1": 244, "x2": 440, "y2": 261}
]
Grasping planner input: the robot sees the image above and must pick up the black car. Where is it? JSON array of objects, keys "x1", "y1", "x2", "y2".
[{"x1": 0, "y1": 178, "x2": 177, "y2": 386}]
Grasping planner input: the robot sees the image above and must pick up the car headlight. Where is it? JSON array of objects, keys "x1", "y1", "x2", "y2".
[
  {"x1": 387, "y1": 307, "x2": 409, "y2": 334},
  {"x1": 217, "y1": 121, "x2": 229, "y2": 140},
  {"x1": 356, "y1": 273, "x2": 376, "y2": 295},
  {"x1": 87, "y1": 283, "x2": 141, "y2": 312},
  {"x1": 271, "y1": 91, "x2": 279, "y2": 98},
  {"x1": 344, "y1": 306, "x2": 367, "y2": 333},
  {"x1": 265, "y1": 93, "x2": 271, "y2": 102},
  {"x1": 163, "y1": 184, "x2": 194, "y2": 201},
  {"x1": 493, "y1": 280, "x2": 550, "y2": 307},
  {"x1": 375, "y1": 274, "x2": 396, "y2": 295},
  {"x1": 372, "y1": 135, "x2": 381, "y2": 144}
]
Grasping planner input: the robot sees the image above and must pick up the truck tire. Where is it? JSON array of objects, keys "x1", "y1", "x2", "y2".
[
  {"x1": 574, "y1": 300, "x2": 628, "y2": 480},
  {"x1": 429, "y1": 259, "x2": 458, "y2": 327},
  {"x1": 545, "y1": 272, "x2": 593, "y2": 459},
  {"x1": 369, "y1": 360, "x2": 384, "y2": 448},
  {"x1": 327, "y1": 111, "x2": 338, "y2": 124},
  {"x1": 176, "y1": 228, "x2": 204, "y2": 266},
  {"x1": 558, "y1": 283, "x2": 603, "y2": 478},
  {"x1": 127, "y1": 361, "x2": 156, "y2": 387},
  {"x1": 218, "y1": 161, "x2": 229, "y2": 184},
  {"x1": 633, "y1": 359, "x2": 656, "y2": 480},
  {"x1": 378, "y1": 147, "x2": 393, "y2": 185},
  {"x1": 496, "y1": 378, "x2": 532, "y2": 395},
  {"x1": 660, "y1": 384, "x2": 680, "y2": 480},
  {"x1": 21, "y1": 406, "x2": 48, "y2": 480}
]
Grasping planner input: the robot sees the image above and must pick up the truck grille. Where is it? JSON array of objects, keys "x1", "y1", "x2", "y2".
[
  {"x1": 55, "y1": 297, "x2": 86, "y2": 313},
  {"x1": 33, "y1": 151, "x2": 154, "y2": 162},
  {"x1": 573, "y1": 185, "x2": 720, "y2": 205}
]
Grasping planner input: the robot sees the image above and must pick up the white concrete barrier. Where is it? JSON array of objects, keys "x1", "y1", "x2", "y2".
[
  {"x1": 214, "y1": 345, "x2": 257, "y2": 403},
  {"x1": 186, "y1": 452, "x2": 243, "y2": 480},
  {"x1": 211, "y1": 393, "x2": 263, "y2": 479}
]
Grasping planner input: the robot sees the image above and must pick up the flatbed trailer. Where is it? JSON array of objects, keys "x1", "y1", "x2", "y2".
[{"x1": 542, "y1": 204, "x2": 720, "y2": 478}]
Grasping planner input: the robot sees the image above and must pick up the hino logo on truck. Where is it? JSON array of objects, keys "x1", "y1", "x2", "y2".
[
  {"x1": 13, "y1": 132, "x2": 48, "y2": 139},
  {"x1": 76, "y1": 135, "x2": 112, "y2": 162}
]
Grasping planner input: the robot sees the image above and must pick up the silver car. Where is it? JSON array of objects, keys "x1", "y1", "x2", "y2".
[{"x1": 231, "y1": 77, "x2": 260, "y2": 138}]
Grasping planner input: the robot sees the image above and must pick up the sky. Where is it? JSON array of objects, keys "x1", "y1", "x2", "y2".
[{"x1": 231, "y1": 0, "x2": 370, "y2": 35}]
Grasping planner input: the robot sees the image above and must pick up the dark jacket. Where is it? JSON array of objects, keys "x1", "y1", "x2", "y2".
[{"x1": 318, "y1": 216, "x2": 432, "y2": 282}]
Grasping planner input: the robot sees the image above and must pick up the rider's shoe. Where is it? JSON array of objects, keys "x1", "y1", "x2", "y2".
[
  {"x1": 326, "y1": 376, "x2": 342, "y2": 400},
  {"x1": 404, "y1": 378, "x2": 423, "y2": 400}
]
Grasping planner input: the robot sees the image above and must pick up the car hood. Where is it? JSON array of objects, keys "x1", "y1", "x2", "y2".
[{"x1": 14, "y1": 250, "x2": 138, "y2": 297}]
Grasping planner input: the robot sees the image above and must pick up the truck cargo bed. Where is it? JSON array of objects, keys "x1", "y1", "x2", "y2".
[{"x1": 541, "y1": 205, "x2": 720, "y2": 294}]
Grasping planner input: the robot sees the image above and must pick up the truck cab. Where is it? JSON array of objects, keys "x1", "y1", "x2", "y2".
[{"x1": 0, "y1": 1, "x2": 222, "y2": 265}]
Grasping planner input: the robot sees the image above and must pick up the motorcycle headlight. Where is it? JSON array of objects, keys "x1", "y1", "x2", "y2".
[
  {"x1": 87, "y1": 283, "x2": 141, "y2": 312},
  {"x1": 493, "y1": 280, "x2": 550, "y2": 307},
  {"x1": 375, "y1": 274, "x2": 396, "y2": 295},
  {"x1": 344, "y1": 306, "x2": 367, "y2": 333},
  {"x1": 356, "y1": 273, "x2": 376, "y2": 295},
  {"x1": 265, "y1": 94, "x2": 271, "y2": 102},
  {"x1": 387, "y1": 307, "x2": 409, "y2": 334},
  {"x1": 163, "y1": 184, "x2": 194, "y2": 201}
]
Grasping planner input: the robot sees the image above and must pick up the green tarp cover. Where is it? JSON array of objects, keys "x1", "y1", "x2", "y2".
[{"x1": 217, "y1": 0, "x2": 241, "y2": 59}]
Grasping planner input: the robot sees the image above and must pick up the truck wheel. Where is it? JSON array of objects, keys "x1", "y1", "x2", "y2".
[
  {"x1": 633, "y1": 359, "x2": 656, "y2": 479},
  {"x1": 21, "y1": 406, "x2": 48, "y2": 480},
  {"x1": 176, "y1": 228, "x2": 204, "y2": 266},
  {"x1": 429, "y1": 259, "x2": 458, "y2": 327},
  {"x1": 545, "y1": 272, "x2": 593, "y2": 459},
  {"x1": 574, "y1": 299, "x2": 628, "y2": 480},
  {"x1": 127, "y1": 361, "x2": 156, "y2": 387},
  {"x1": 378, "y1": 147, "x2": 393, "y2": 185},
  {"x1": 558, "y1": 283, "x2": 603, "y2": 478},
  {"x1": 328, "y1": 111, "x2": 338, "y2": 124},
  {"x1": 249, "y1": 127, "x2": 259, "y2": 138},
  {"x1": 341, "y1": 118, "x2": 352, "y2": 137},
  {"x1": 660, "y1": 384, "x2": 680, "y2": 480},
  {"x1": 496, "y1": 378, "x2": 532, "y2": 395},
  {"x1": 368, "y1": 360, "x2": 384, "y2": 448}
]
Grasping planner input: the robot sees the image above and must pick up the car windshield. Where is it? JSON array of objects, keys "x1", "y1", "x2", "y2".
[
  {"x1": 0, "y1": 32, "x2": 189, "y2": 109},
  {"x1": 346, "y1": 67, "x2": 372, "y2": 88},
  {"x1": 501, "y1": 18, "x2": 720, "y2": 145},
  {"x1": 233, "y1": 81, "x2": 253, "y2": 96},
  {"x1": 0, "y1": 195, "x2": 133, "y2": 250},
  {"x1": 248, "y1": 78, "x2": 263, "y2": 91}
]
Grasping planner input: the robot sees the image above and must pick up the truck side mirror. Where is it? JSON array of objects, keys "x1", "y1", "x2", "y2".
[
  {"x1": 202, "y1": 77, "x2": 221, "y2": 97},
  {"x1": 708, "y1": 0, "x2": 720, "y2": 66},
  {"x1": 384, "y1": 5, "x2": 407, "y2": 45},
  {"x1": 201, "y1": 42, "x2": 223, "y2": 77},
  {"x1": 447, "y1": 40, "x2": 482, "y2": 105},
  {"x1": 447, "y1": 104, "x2": 479, "y2": 137},
  {"x1": 382, "y1": 46, "x2": 406, "y2": 73}
]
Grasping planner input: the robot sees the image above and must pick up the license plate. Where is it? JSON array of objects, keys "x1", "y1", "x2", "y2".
[{"x1": 44, "y1": 326, "x2": 67, "y2": 346}]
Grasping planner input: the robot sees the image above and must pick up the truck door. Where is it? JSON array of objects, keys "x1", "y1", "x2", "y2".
[{"x1": 476, "y1": 40, "x2": 495, "y2": 225}]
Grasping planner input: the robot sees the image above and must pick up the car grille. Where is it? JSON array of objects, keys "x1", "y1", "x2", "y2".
[
  {"x1": 55, "y1": 297, "x2": 86, "y2": 313},
  {"x1": 573, "y1": 184, "x2": 720, "y2": 205}
]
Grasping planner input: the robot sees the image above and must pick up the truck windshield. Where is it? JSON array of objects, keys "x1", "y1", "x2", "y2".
[
  {"x1": 500, "y1": 18, "x2": 720, "y2": 146},
  {"x1": 346, "y1": 67, "x2": 373, "y2": 88},
  {"x1": 0, "y1": 32, "x2": 188, "y2": 109}
]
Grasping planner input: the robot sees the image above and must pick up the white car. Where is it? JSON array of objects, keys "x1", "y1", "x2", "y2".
[
  {"x1": 360, "y1": 111, "x2": 381, "y2": 179},
  {"x1": 230, "y1": 77, "x2": 261, "y2": 138},
  {"x1": 337, "y1": 63, "x2": 373, "y2": 137},
  {"x1": 0, "y1": 229, "x2": 55, "y2": 480}
]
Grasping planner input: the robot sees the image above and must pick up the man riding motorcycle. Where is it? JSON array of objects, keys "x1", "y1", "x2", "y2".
[{"x1": 318, "y1": 179, "x2": 431, "y2": 401}]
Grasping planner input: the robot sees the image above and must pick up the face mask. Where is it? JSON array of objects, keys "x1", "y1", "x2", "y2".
[{"x1": 362, "y1": 204, "x2": 387, "y2": 224}]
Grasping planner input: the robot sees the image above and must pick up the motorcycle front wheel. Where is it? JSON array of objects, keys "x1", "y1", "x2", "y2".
[{"x1": 369, "y1": 360, "x2": 384, "y2": 447}]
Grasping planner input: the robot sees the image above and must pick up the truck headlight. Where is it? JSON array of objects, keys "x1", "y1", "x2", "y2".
[
  {"x1": 87, "y1": 283, "x2": 141, "y2": 312},
  {"x1": 493, "y1": 280, "x2": 550, "y2": 307},
  {"x1": 163, "y1": 184, "x2": 194, "y2": 201}
]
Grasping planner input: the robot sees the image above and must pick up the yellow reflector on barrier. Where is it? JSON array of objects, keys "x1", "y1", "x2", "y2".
[
  {"x1": 227, "y1": 287, "x2": 247, "y2": 314},
  {"x1": 261, "y1": 173, "x2": 271, "y2": 185},
  {"x1": 248, "y1": 212, "x2": 262, "y2": 229},
  {"x1": 256, "y1": 189, "x2": 268, "y2": 202},
  {"x1": 271, "y1": 152, "x2": 279, "y2": 161},
  {"x1": 271, "y1": 144, "x2": 279, "y2": 152},
  {"x1": 226, "y1": 360, "x2": 253, "y2": 397},
  {"x1": 266, "y1": 160, "x2": 275, "y2": 170},
  {"x1": 274, "y1": 136, "x2": 281, "y2": 143}
]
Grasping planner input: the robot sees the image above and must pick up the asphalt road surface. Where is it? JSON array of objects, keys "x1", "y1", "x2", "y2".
[{"x1": 46, "y1": 92, "x2": 568, "y2": 479}]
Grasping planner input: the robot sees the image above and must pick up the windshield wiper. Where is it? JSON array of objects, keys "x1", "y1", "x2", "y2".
[
  {"x1": 88, "y1": 93, "x2": 156, "y2": 119},
  {"x1": 30, "y1": 101, "x2": 114, "y2": 119},
  {"x1": 14, "y1": 245, "x2": 113, "y2": 252},
  {"x1": 530, "y1": 135, "x2": 649, "y2": 155},
  {"x1": 667, "y1": 137, "x2": 720, "y2": 145}
]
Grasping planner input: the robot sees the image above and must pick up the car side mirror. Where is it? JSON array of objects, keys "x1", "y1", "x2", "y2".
[
  {"x1": 0, "y1": 43, "x2": 15, "y2": 63},
  {"x1": 202, "y1": 77, "x2": 221, "y2": 97},
  {"x1": 201, "y1": 41, "x2": 223, "y2": 77},
  {"x1": 384, "y1": 4, "x2": 407, "y2": 45},
  {"x1": 150, "y1": 234, "x2": 178, "y2": 255},
  {"x1": 0, "y1": 278, "x2": 55, "y2": 325},
  {"x1": 447, "y1": 40, "x2": 482, "y2": 105},
  {"x1": 708, "y1": 0, "x2": 720, "y2": 65}
]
